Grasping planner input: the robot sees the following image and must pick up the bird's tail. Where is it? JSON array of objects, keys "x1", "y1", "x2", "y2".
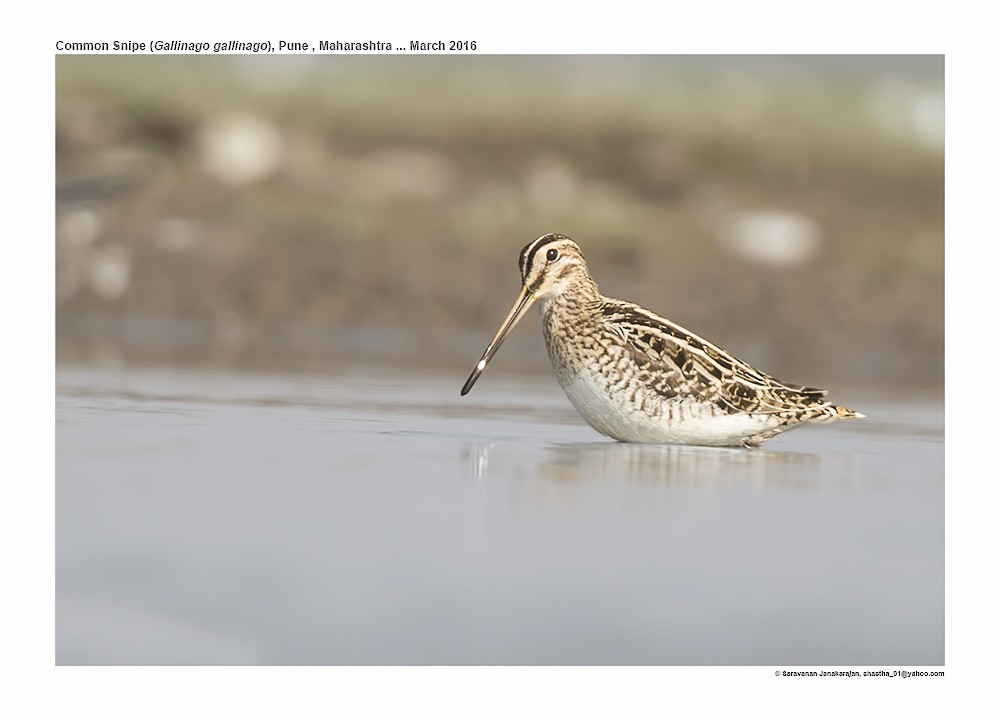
[
  {"x1": 806, "y1": 403, "x2": 865, "y2": 423},
  {"x1": 830, "y1": 404, "x2": 865, "y2": 419}
]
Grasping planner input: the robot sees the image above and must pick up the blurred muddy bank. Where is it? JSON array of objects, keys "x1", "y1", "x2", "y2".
[{"x1": 56, "y1": 56, "x2": 943, "y2": 387}]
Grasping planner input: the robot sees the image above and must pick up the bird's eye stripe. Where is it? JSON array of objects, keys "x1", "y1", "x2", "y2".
[{"x1": 519, "y1": 233, "x2": 569, "y2": 279}]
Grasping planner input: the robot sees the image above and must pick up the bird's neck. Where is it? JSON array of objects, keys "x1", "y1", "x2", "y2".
[{"x1": 539, "y1": 275, "x2": 603, "y2": 319}]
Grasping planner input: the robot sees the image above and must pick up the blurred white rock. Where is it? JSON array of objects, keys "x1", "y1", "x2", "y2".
[
  {"x1": 198, "y1": 113, "x2": 284, "y2": 186},
  {"x1": 58, "y1": 207, "x2": 101, "y2": 248},
  {"x1": 866, "y1": 77, "x2": 944, "y2": 150},
  {"x1": 719, "y1": 210, "x2": 820, "y2": 267},
  {"x1": 86, "y1": 245, "x2": 131, "y2": 299}
]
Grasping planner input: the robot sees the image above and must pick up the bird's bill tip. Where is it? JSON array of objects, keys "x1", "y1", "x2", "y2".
[
  {"x1": 459, "y1": 285, "x2": 536, "y2": 396},
  {"x1": 460, "y1": 358, "x2": 491, "y2": 396},
  {"x1": 460, "y1": 360, "x2": 488, "y2": 395},
  {"x1": 460, "y1": 369, "x2": 480, "y2": 396}
]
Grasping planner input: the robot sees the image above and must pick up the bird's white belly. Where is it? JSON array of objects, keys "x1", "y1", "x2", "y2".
[{"x1": 557, "y1": 370, "x2": 778, "y2": 447}]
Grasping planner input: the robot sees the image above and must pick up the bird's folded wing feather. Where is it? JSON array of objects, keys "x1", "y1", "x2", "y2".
[{"x1": 603, "y1": 302, "x2": 828, "y2": 415}]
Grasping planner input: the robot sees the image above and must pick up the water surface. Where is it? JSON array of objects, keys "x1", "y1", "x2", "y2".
[{"x1": 56, "y1": 366, "x2": 943, "y2": 665}]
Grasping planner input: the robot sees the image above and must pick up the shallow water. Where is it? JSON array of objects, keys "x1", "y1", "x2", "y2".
[{"x1": 56, "y1": 366, "x2": 943, "y2": 665}]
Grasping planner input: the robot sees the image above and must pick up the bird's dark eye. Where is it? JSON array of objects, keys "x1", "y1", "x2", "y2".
[{"x1": 546, "y1": 248, "x2": 559, "y2": 262}]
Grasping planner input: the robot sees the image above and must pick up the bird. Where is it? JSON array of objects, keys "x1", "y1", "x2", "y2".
[{"x1": 460, "y1": 233, "x2": 863, "y2": 448}]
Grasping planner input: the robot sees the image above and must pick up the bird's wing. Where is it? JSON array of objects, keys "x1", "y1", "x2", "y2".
[{"x1": 602, "y1": 300, "x2": 828, "y2": 415}]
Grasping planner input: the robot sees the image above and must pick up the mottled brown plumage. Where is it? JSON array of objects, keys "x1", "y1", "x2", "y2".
[{"x1": 461, "y1": 233, "x2": 863, "y2": 447}]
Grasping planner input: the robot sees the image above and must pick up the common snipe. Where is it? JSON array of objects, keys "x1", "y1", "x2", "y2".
[{"x1": 460, "y1": 233, "x2": 863, "y2": 447}]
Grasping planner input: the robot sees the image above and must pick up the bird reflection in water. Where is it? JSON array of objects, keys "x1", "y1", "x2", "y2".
[
  {"x1": 468, "y1": 442, "x2": 494, "y2": 482},
  {"x1": 466, "y1": 440, "x2": 858, "y2": 490}
]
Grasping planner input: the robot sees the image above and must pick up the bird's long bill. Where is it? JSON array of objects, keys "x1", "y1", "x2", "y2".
[{"x1": 460, "y1": 284, "x2": 537, "y2": 396}]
